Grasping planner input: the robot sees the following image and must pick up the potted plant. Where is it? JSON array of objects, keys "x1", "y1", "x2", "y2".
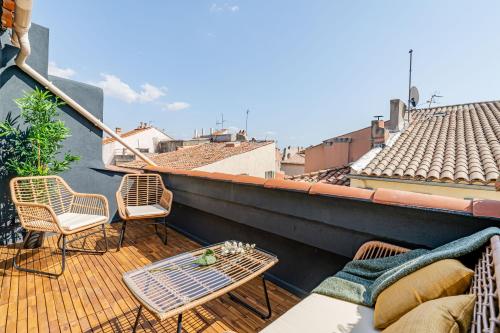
[{"x1": 0, "y1": 88, "x2": 79, "y2": 247}]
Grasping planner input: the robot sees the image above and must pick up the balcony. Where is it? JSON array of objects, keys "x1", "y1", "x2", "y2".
[{"x1": 0, "y1": 222, "x2": 299, "y2": 333}]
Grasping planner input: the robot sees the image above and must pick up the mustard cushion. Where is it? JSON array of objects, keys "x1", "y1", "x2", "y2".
[
  {"x1": 374, "y1": 259, "x2": 473, "y2": 329},
  {"x1": 382, "y1": 294, "x2": 475, "y2": 333}
]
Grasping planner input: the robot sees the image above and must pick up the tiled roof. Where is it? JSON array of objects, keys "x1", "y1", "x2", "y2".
[
  {"x1": 287, "y1": 165, "x2": 351, "y2": 186},
  {"x1": 361, "y1": 101, "x2": 500, "y2": 185},
  {"x1": 102, "y1": 127, "x2": 152, "y2": 145},
  {"x1": 119, "y1": 141, "x2": 273, "y2": 170}
]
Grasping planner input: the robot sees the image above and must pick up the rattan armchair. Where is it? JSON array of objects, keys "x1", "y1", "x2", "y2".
[
  {"x1": 355, "y1": 238, "x2": 500, "y2": 333},
  {"x1": 10, "y1": 175, "x2": 109, "y2": 278},
  {"x1": 116, "y1": 174, "x2": 173, "y2": 251}
]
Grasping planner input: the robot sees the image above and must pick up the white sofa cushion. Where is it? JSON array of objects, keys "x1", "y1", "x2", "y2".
[
  {"x1": 58, "y1": 212, "x2": 106, "y2": 231},
  {"x1": 260, "y1": 293, "x2": 379, "y2": 333},
  {"x1": 126, "y1": 204, "x2": 168, "y2": 218}
]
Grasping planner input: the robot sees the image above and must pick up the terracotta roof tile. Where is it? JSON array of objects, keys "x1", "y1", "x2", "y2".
[
  {"x1": 102, "y1": 126, "x2": 152, "y2": 145},
  {"x1": 373, "y1": 188, "x2": 473, "y2": 213},
  {"x1": 119, "y1": 141, "x2": 273, "y2": 170},
  {"x1": 362, "y1": 101, "x2": 500, "y2": 186},
  {"x1": 286, "y1": 165, "x2": 351, "y2": 186}
]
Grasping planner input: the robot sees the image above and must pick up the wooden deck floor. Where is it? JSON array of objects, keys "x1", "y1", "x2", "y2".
[{"x1": 0, "y1": 223, "x2": 299, "y2": 333}]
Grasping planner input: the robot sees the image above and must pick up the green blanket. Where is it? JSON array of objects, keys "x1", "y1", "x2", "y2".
[{"x1": 313, "y1": 227, "x2": 500, "y2": 306}]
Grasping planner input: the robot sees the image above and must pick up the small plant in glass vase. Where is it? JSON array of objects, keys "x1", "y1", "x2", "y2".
[
  {"x1": 221, "y1": 241, "x2": 256, "y2": 256},
  {"x1": 0, "y1": 88, "x2": 80, "y2": 247}
]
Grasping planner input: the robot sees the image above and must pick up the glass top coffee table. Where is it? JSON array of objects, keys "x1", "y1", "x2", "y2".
[{"x1": 123, "y1": 242, "x2": 278, "y2": 332}]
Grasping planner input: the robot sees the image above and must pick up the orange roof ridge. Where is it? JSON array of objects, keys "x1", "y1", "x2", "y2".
[
  {"x1": 414, "y1": 99, "x2": 500, "y2": 112},
  {"x1": 119, "y1": 141, "x2": 274, "y2": 170}
]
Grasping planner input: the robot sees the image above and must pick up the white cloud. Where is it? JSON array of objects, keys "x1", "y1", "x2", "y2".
[
  {"x1": 48, "y1": 61, "x2": 76, "y2": 79},
  {"x1": 93, "y1": 74, "x2": 166, "y2": 103},
  {"x1": 210, "y1": 3, "x2": 239, "y2": 13},
  {"x1": 163, "y1": 102, "x2": 191, "y2": 112}
]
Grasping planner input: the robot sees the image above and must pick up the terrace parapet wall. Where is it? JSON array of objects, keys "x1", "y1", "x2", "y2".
[{"x1": 143, "y1": 165, "x2": 500, "y2": 294}]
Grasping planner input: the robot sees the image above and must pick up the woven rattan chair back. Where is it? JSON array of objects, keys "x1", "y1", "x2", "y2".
[
  {"x1": 119, "y1": 174, "x2": 165, "y2": 207},
  {"x1": 11, "y1": 176, "x2": 72, "y2": 215},
  {"x1": 355, "y1": 238, "x2": 500, "y2": 333},
  {"x1": 10, "y1": 176, "x2": 74, "y2": 232}
]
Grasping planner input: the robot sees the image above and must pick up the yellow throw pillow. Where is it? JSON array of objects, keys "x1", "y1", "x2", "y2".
[
  {"x1": 374, "y1": 259, "x2": 473, "y2": 329},
  {"x1": 382, "y1": 294, "x2": 476, "y2": 333}
]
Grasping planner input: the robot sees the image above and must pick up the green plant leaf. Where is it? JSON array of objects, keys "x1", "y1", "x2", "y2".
[
  {"x1": 0, "y1": 88, "x2": 79, "y2": 177},
  {"x1": 194, "y1": 249, "x2": 217, "y2": 266}
]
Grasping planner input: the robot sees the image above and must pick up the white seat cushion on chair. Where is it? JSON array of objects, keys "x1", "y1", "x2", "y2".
[
  {"x1": 260, "y1": 293, "x2": 379, "y2": 333},
  {"x1": 126, "y1": 204, "x2": 168, "y2": 218},
  {"x1": 58, "y1": 213, "x2": 106, "y2": 231}
]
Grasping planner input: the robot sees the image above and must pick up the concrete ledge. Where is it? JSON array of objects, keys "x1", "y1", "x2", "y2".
[
  {"x1": 473, "y1": 199, "x2": 500, "y2": 219},
  {"x1": 310, "y1": 183, "x2": 374, "y2": 201},
  {"x1": 264, "y1": 179, "x2": 312, "y2": 192},
  {"x1": 372, "y1": 188, "x2": 473, "y2": 213}
]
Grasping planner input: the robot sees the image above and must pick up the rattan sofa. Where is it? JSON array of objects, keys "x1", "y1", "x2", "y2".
[
  {"x1": 261, "y1": 237, "x2": 500, "y2": 333},
  {"x1": 10, "y1": 176, "x2": 109, "y2": 277}
]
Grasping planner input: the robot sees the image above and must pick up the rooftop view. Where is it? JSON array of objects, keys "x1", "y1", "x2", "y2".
[{"x1": 0, "y1": 1, "x2": 499, "y2": 333}]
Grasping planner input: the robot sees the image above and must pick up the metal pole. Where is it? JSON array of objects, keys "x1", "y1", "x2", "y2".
[
  {"x1": 407, "y1": 49, "x2": 413, "y2": 123},
  {"x1": 245, "y1": 109, "x2": 250, "y2": 134}
]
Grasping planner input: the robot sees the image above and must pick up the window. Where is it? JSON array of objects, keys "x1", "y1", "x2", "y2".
[{"x1": 265, "y1": 171, "x2": 275, "y2": 179}]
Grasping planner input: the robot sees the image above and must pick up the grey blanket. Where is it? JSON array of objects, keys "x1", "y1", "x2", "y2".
[{"x1": 313, "y1": 227, "x2": 500, "y2": 306}]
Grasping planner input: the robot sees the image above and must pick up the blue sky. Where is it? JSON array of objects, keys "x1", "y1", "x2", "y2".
[{"x1": 33, "y1": 1, "x2": 500, "y2": 148}]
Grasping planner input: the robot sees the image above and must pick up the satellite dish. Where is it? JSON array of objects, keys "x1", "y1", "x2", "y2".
[{"x1": 410, "y1": 86, "x2": 419, "y2": 108}]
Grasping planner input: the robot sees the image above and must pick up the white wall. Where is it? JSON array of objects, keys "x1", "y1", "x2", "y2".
[
  {"x1": 102, "y1": 127, "x2": 173, "y2": 165},
  {"x1": 197, "y1": 143, "x2": 277, "y2": 178}
]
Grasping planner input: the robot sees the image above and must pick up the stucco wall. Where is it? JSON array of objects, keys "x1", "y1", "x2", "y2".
[
  {"x1": 102, "y1": 127, "x2": 173, "y2": 165},
  {"x1": 350, "y1": 177, "x2": 500, "y2": 201},
  {"x1": 197, "y1": 143, "x2": 276, "y2": 178},
  {"x1": 305, "y1": 126, "x2": 373, "y2": 172},
  {"x1": 280, "y1": 163, "x2": 305, "y2": 176}
]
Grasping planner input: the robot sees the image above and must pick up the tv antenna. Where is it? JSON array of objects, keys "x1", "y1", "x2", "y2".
[
  {"x1": 374, "y1": 115, "x2": 383, "y2": 121},
  {"x1": 216, "y1": 113, "x2": 226, "y2": 129},
  {"x1": 426, "y1": 92, "x2": 443, "y2": 108},
  {"x1": 245, "y1": 109, "x2": 250, "y2": 134},
  {"x1": 407, "y1": 49, "x2": 413, "y2": 123}
]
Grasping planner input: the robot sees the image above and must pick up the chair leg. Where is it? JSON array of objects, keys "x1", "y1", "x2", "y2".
[
  {"x1": 14, "y1": 231, "x2": 66, "y2": 278},
  {"x1": 57, "y1": 225, "x2": 108, "y2": 254},
  {"x1": 102, "y1": 224, "x2": 109, "y2": 252},
  {"x1": 117, "y1": 221, "x2": 127, "y2": 251},
  {"x1": 163, "y1": 216, "x2": 168, "y2": 245}
]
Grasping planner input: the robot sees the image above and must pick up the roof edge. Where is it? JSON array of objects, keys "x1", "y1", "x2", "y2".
[{"x1": 142, "y1": 167, "x2": 500, "y2": 220}]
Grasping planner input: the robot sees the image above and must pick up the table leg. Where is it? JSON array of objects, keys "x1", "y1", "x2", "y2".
[
  {"x1": 177, "y1": 313, "x2": 183, "y2": 333},
  {"x1": 132, "y1": 305, "x2": 142, "y2": 332},
  {"x1": 228, "y1": 276, "x2": 272, "y2": 319}
]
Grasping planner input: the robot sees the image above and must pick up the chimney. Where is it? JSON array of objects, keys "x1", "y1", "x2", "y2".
[
  {"x1": 210, "y1": 128, "x2": 213, "y2": 135},
  {"x1": 389, "y1": 99, "x2": 406, "y2": 132},
  {"x1": 115, "y1": 127, "x2": 122, "y2": 134},
  {"x1": 371, "y1": 119, "x2": 388, "y2": 148},
  {"x1": 194, "y1": 129, "x2": 198, "y2": 138}
]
